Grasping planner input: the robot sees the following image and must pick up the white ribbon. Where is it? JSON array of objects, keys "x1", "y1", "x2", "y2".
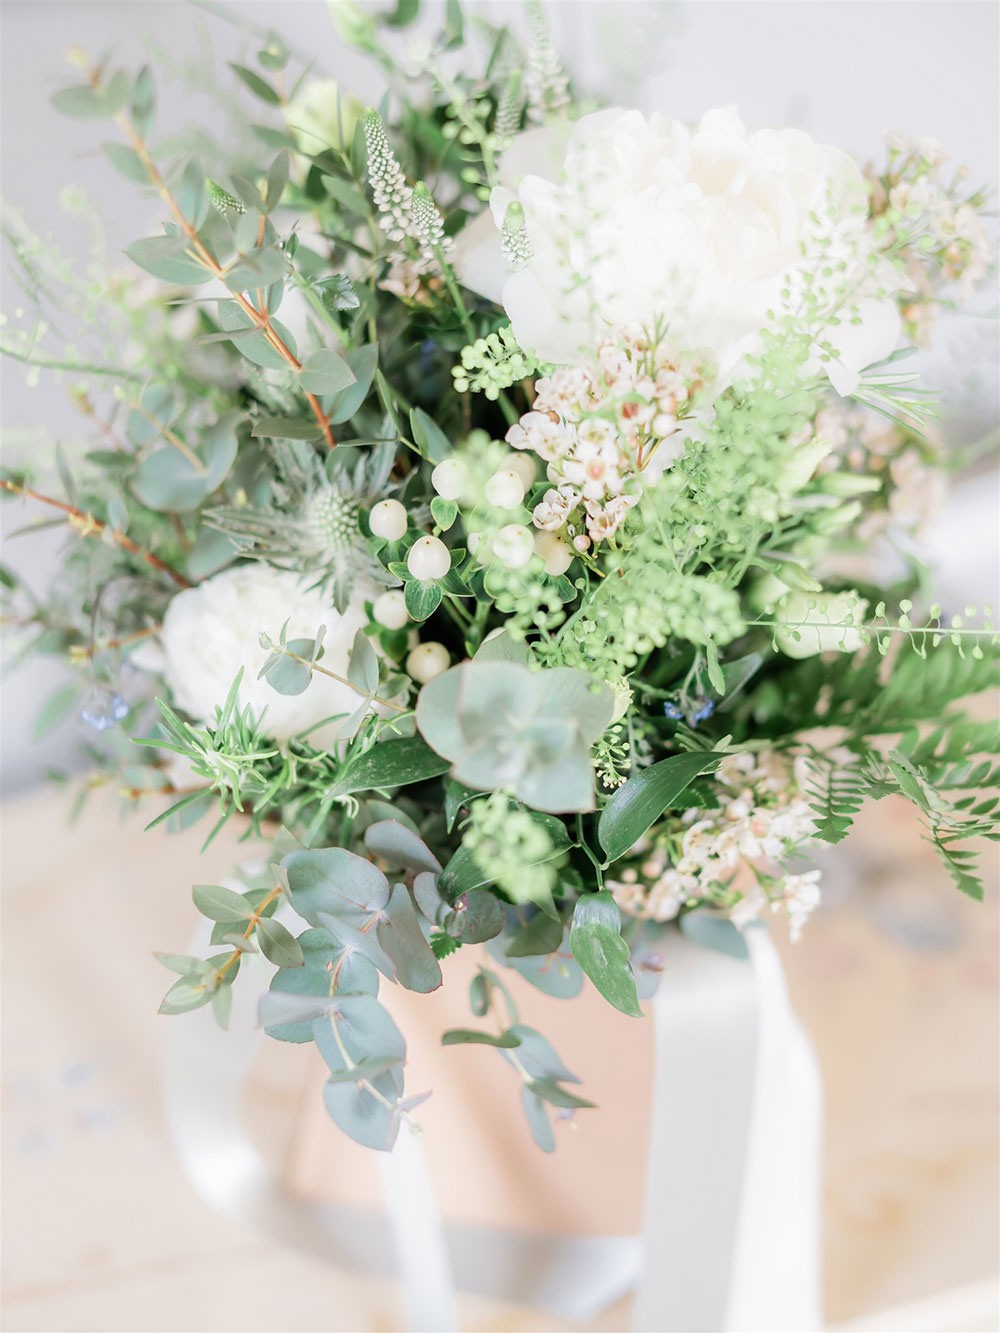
[
  {"x1": 633, "y1": 925, "x2": 823, "y2": 1332},
  {"x1": 161, "y1": 919, "x2": 822, "y2": 1332}
]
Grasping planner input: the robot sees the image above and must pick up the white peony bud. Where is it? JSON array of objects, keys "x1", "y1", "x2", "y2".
[
  {"x1": 534, "y1": 531, "x2": 574, "y2": 576},
  {"x1": 484, "y1": 468, "x2": 526, "y2": 509},
  {"x1": 372, "y1": 589, "x2": 408, "y2": 630},
  {"x1": 493, "y1": 523, "x2": 535, "y2": 569},
  {"x1": 407, "y1": 641, "x2": 450, "y2": 683},
  {"x1": 407, "y1": 534, "x2": 451, "y2": 581},
  {"x1": 431, "y1": 458, "x2": 467, "y2": 501},
  {"x1": 369, "y1": 499, "x2": 408, "y2": 541}
]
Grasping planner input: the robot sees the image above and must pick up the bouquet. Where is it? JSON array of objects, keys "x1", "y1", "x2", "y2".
[{"x1": 3, "y1": 0, "x2": 997, "y2": 1156}]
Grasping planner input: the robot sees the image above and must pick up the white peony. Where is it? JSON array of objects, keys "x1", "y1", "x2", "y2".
[
  {"x1": 158, "y1": 564, "x2": 372, "y2": 742},
  {"x1": 455, "y1": 107, "x2": 900, "y2": 394}
]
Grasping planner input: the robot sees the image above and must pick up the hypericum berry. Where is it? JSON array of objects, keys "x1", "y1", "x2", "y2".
[
  {"x1": 507, "y1": 452, "x2": 537, "y2": 490},
  {"x1": 407, "y1": 641, "x2": 450, "y2": 683},
  {"x1": 407, "y1": 534, "x2": 451, "y2": 581},
  {"x1": 369, "y1": 499, "x2": 408, "y2": 541},
  {"x1": 493, "y1": 523, "x2": 535, "y2": 570},
  {"x1": 431, "y1": 458, "x2": 467, "y2": 501},
  {"x1": 484, "y1": 468, "x2": 526, "y2": 509},
  {"x1": 373, "y1": 589, "x2": 408, "y2": 630},
  {"x1": 534, "y1": 531, "x2": 574, "y2": 576}
]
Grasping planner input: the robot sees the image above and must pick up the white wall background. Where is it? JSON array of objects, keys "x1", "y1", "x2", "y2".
[{"x1": 2, "y1": 0, "x2": 998, "y2": 792}]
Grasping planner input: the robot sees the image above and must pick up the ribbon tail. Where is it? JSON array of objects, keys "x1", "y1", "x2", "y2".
[{"x1": 633, "y1": 926, "x2": 824, "y2": 1332}]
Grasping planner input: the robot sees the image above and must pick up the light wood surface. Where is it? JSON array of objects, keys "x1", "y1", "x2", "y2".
[{"x1": 1, "y1": 786, "x2": 997, "y2": 1331}]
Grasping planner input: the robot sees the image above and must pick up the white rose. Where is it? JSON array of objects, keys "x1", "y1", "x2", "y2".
[
  {"x1": 455, "y1": 107, "x2": 899, "y2": 393},
  {"x1": 773, "y1": 589, "x2": 869, "y2": 659},
  {"x1": 158, "y1": 564, "x2": 372, "y2": 742}
]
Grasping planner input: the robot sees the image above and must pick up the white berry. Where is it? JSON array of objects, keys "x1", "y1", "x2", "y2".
[
  {"x1": 493, "y1": 523, "x2": 534, "y2": 570},
  {"x1": 369, "y1": 499, "x2": 408, "y2": 541},
  {"x1": 484, "y1": 468, "x2": 526, "y2": 509},
  {"x1": 372, "y1": 589, "x2": 408, "y2": 630},
  {"x1": 507, "y1": 452, "x2": 537, "y2": 490},
  {"x1": 534, "y1": 532, "x2": 574, "y2": 576},
  {"x1": 407, "y1": 534, "x2": 451, "y2": 581},
  {"x1": 431, "y1": 458, "x2": 467, "y2": 501},
  {"x1": 407, "y1": 641, "x2": 450, "y2": 683}
]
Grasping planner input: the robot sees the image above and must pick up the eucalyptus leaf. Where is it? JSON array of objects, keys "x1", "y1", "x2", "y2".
[
  {"x1": 506, "y1": 910, "x2": 564, "y2": 958},
  {"x1": 363, "y1": 820, "x2": 441, "y2": 874},
  {"x1": 300, "y1": 348, "x2": 356, "y2": 397},
  {"x1": 283, "y1": 846, "x2": 390, "y2": 922},
  {"x1": 679, "y1": 910, "x2": 751, "y2": 960},
  {"x1": 520, "y1": 1086, "x2": 555, "y2": 1153},
  {"x1": 256, "y1": 916, "x2": 305, "y2": 967},
  {"x1": 441, "y1": 1028, "x2": 521, "y2": 1048},
  {"x1": 126, "y1": 235, "x2": 208, "y2": 285},
  {"x1": 376, "y1": 882, "x2": 442, "y2": 993},
  {"x1": 192, "y1": 883, "x2": 253, "y2": 922}
]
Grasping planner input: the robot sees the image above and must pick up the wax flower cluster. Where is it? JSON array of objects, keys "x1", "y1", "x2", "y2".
[
  {"x1": 507, "y1": 329, "x2": 710, "y2": 549},
  {"x1": 608, "y1": 750, "x2": 822, "y2": 940}
]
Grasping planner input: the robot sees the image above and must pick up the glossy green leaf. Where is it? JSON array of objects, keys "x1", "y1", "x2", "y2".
[
  {"x1": 597, "y1": 750, "x2": 723, "y2": 863},
  {"x1": 569, "y1": 891, "x2": 642, "y2": 1017},
  {"x1": 404, "y1": 579, "x2": 443, "y2": 622},
  {"x1": 329, "y1": 737, "x2": 451, "y2": 799}
]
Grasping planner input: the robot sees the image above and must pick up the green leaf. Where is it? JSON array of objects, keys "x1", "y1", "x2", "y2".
[
  {"x1": 442, "y1": 888, "x2": 505, "y2": 944},
  {"x1": 569, "y1": 891, "x2": 642, "y2": 1017},
  {"x1": 251, "y1": 416, "x2": 323, "y2": 441},
  {"x1": 526, "y1": 1077, "x2": 596, "y2": 1110},
  {"x1": 33, "y1": 683, "x2": 79, "y2": 740},
  {"x1": 598, "y1": 750, "x2": 723, "y2": 862},
  {"x1": 176, "y1": 158, "x2": 210, "y2": 230},
  {"x1": 283, "y1": 847, "x2": 390, "y2": 922},
  {"x1": 441, "y1": 1028, "x2": 521, "y2": 1048},
  {"x1": 215, "y1": 300, "x2": 298, "y2": 370},
  {"x1": 520, "y1": 1087, "x2": 555, "y2": 1152},
  {"x1": 131, "y1": 418, "x2": 238, "y2": 513},
  {"x1": 329, "y1": 737, "x2": 450, "y2": 798},
  {"x1": 256, "y1": 917, "x2": 305, "y2": 967},
  {"x1": 224, "y1": 246, "x2": 290, "y2": 291},
  {"x1": 192, "y1": 883, "x2": 253, "y2": 922},
  {"x1": 364, "y1": 821, "x2": 441, "y2": 874},
  {"x1": 328, "y1": 345, "x2": 377, "y2": 424},
  {"x1": 265, "y1": 929, "x2": 377, "y2": 1043},
  {"x1": 260, "y1": 635, "x2": 322, "y2": 695},
  {"x1": 159, "y1": 975, "x2": 214, "y2": 1015},
  {"x1": 430, "y1": 497, "x2": 457, "y2": 531},
  {"x1": 131, "y1": 66, "x2": 155, "y2": 138},
  {"x1": 506, "y1": 910, "x2": 563, "y2": 958},
  {"x1": 125, "y1": 235, "x2": 208, "y2": 285},
  {"x1": 678, "y1": 910, "x2": 749, "y2": 960},
  {"x1": 299, "y1": 348, "x2": 356, "y2": 397},
  {"x1": 103, "y1": 143, "x2": 151, "y2": 183},
  {"x1": 347, "y1": 627, "x2": 379, "y2": 695},
  {"x1": 404, "y1": 579, "x2": 443, "y2": 622},
  {"x1": 265, "y1": 151, "x2": 290, "y2": 210},
  {"x1": 376, "y1": 882, "x2": 442, "y2": 992},
  {"x1": 52, "y1": 72, "x2": 128, "y2": 120},
  {"x1": 229, "y1": 62, "x2": 282, "y2": 105},
  {"x1": 409, "y1": 407, "x2": 451, "y2": 462}
]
